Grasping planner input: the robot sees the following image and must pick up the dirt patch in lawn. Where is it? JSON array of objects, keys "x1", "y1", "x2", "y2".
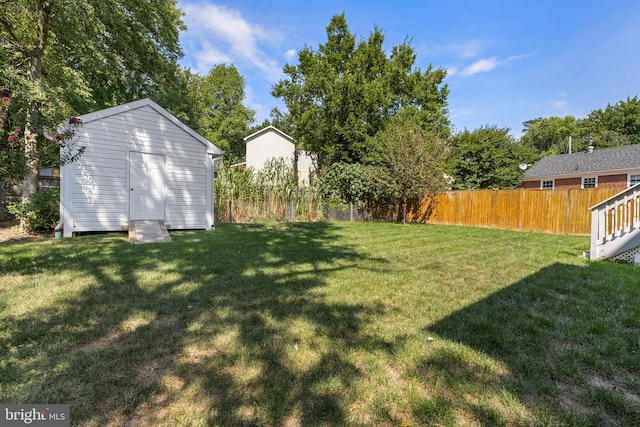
[
  {"x1": 0, "y1": 220, "x2": 47, "y2": 243},
  {"x1": 245, "y1": 226, "x2": 306, "y2": 232},
  {"x1": 588, "y1": 375, "x2": 640, "y2": 405}
]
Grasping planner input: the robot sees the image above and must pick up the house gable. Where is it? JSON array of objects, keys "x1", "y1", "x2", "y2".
[
  {"x1": 244, "y1": 125, "x2": 295, "y2": 144},
  {"x1": 79, "y1": 98, "x2": 224, "y2": 156},
  {"x1": 244, "y1": 126, "x2": 296, "y2": 171},
  {"x1": 243, "y1": 126, "x2": 318, "y2": 185}
]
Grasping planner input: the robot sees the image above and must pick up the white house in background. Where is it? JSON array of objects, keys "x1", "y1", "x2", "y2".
[
  {"x1": 60, "y1": 98, "x2": 224, "y2": 237},
  {"x1": 243, "y1": 125, "x2": 318, "y2": 185}
]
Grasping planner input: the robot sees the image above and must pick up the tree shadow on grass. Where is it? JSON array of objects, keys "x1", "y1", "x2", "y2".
[
  {"x1": 0, "y1": 222, "x2": 397, "y2": 426},
  {"x1": 425, "y1": 261, "x2": 640, "y2": 426}
]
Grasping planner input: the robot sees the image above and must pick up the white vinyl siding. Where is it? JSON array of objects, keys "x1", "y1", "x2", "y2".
[
  {"x1": 246, "y1": 131, "x2": 295, "y2": 172},
  {"x1": 244, "y1": 127, "x2": 318, "y2": 186},
  {"x1": 62, "y1": 101, "x2": 216, "y2": 236}
]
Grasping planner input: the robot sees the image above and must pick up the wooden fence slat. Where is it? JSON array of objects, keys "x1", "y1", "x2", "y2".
[
  {"x1": 217, "y1": 188, "x2": 621, "y2": 237},
  {"x1": 409, "y1": 188, "x2": 621, "y2": 236}
]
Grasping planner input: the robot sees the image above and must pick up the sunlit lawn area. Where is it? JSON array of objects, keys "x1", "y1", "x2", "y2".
[{"x1": 1, "y1": 222, "x2": 639, "y2": 426}]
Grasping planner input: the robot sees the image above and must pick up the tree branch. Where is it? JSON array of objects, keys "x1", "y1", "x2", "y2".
[{"x1": 0, "y1": 15, "x2": 28, "y2": 52}]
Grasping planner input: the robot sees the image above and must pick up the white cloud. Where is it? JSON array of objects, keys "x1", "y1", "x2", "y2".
[
  {"x1": 426, "y1": 39, "x2": 488, "y2": 59},
  {"x1": 505, "y1": 53, "x2": 535, "y2": 63},
  {"x1": 285, "y1": 49, "x2": 297, "y2": 62},
  {"x1": 460, "y1": 58, "x2": 498, "y2": 77},
  {"x1": 192, "y1": 41, "x2": 231, "y2": 65},
  {"x1": 450, "y1": 108, "x2": 475, "y2": 119},
  {"x1": 180, "y1": 2, "x2": 283, "y2": 80},
  {"x1": 455, "y1": 40, "x2": 487, "y2": 59},
  {"x1": 458, "y1": 53, "x2": 534, "y2": 78},
  {"x1": 550, "y1": 100, "x2": 567, "y2": 109}
]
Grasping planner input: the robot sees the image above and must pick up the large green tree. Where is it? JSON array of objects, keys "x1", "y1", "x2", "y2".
[
  {"x1": 449, "y1": 126, "x2": 536, "y2": 190},
  {"x1": 520, "y1": 116, "x2": 578, "y2": 155},
  {"x1": 187, "y1": 64, "x2": 255, "y2": 164},
  {"x1": 520, "y1": 97, "x2": 640, "y2": 156},
  {"x1": 0, "y1": 0, "x2": 185, "y2": 199},
  {"x1": 579, "y1": 96, "x2": 640, "y2": 147},
  {"x1": 371, "y1": 111, "x2": 450, "y2": 222},
  {"x1": 272, "y1": 13, "x2": 449, "y2": 167}
]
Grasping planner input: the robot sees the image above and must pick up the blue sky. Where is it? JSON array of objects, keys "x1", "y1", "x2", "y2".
[{"x1": 177, "y1": 1, "x2": 640, "y2": 138}]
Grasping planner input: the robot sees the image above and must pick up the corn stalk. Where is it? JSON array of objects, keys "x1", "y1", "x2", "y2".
[{"x1": 215, "y1": 158, "x2": 326, "y2": 222}]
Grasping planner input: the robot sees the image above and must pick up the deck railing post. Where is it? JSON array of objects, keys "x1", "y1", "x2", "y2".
[
  {"x1": 589, "y1": 185, "x2": 640, "y2": 260},
  {"x1": 590, "y1": 208, "x2": 600, "y2": 259}
]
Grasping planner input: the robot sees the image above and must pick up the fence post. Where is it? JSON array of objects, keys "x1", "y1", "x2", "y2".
[
  {"x1": 350, "y1": 202, "x2": 354, "y2": 222},
  {"x1": 289, "y1": 200, "x2": 296, "y2": 221},
  {"x1": 229, "y1": 200, "x2": 233, "y2": 223},
  {"x1": 267, "y1": 194, "x2": 271, "y2": 219}
]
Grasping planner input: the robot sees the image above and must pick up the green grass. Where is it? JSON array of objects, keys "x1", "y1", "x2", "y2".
[{"x1": 1, "y1": 222, "x2": 639, "y2": 426}]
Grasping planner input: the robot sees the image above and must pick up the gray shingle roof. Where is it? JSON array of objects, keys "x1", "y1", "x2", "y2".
[{"x1": 522, "y1": 144, "x2": 640, "y2": 179}]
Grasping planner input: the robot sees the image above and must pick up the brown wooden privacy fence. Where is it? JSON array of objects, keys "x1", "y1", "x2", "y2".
[{"x1": 407, "y1": 188, "x2": 621, "y2": 236}]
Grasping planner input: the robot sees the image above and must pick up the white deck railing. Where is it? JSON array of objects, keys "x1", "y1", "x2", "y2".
[{"x1": 590, "y1": 183, "x2": 640, "y2": 260}]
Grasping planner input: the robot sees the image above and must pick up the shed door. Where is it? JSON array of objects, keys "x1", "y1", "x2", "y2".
[{"x1": 129, "y1": 152, "x2": 166, "y2": 220}]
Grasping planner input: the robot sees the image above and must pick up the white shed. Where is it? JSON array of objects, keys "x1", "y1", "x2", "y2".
[
  {"x1": 60, "y1": 98, "x2": 223, "y2": 237},
  {"x1": 244, "y1": 125, "x2": 318, "y2": 185}
]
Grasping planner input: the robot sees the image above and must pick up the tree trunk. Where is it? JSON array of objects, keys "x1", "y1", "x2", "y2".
[
  {"x1": 402, "y1": 201, "x2": 408, "y2": 224},
  {"x1": 21, "y1": 0, "x2": 50, "y2": 203},
  {"x1": 396, "y1": 198, "x2": 408, "y2": 224},
  {"x1": 21, "y1": 123, "x2": 39, "y2": 203}
]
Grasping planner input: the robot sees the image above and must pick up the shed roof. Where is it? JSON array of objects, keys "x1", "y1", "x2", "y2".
[
  {"x1": 243, "y1": 125, "x2": 294, "y2": 143},
  {"x1": 78, "y1": 98, "x2": 224, "y2": 156},
  {"x1": 522, "y1": 144, "x2": 640, "y2": 180}
]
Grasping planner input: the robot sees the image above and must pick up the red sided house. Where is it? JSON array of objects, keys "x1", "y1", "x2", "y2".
[
  {"x1": 522, "y1": 144, "x2": 640, "y2": 262},
  {"x1": 521, "y1": 144, "x2": 640, "y2": 190}
]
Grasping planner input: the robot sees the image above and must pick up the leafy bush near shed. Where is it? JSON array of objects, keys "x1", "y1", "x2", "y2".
[{"x1": 8, "y1": 187, "x2": 59, "y2": 232}]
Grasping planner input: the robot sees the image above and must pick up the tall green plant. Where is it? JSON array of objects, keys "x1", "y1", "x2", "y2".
[
  {"x1": 215, "y1": 158, "x2": 325, "y2": 222},
  {"x1": 187, "y1": 65, "x2": 256, "y2": 164},
  {"x1": 272, "y1": 13, "x2": 449, "y2": 168},
  {"x1": 1, "y1": 0, "x2": 185, "y2": 200},
  {"x1": 259, "y1": 158, "x2": 298, "y2": 201},
  {"x1": 370, "y1": 112, "x2": 450, "y2": 222}
]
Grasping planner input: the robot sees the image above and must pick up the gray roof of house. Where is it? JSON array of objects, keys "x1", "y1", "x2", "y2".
[{"x1": 522, "y1": 144, "x2": 640, "y2": 179}]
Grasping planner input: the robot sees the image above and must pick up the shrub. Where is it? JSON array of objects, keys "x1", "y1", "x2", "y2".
[
  {"x1": 318, "y1": 162, "x2": 371, "y2": 206},
  {"x1": 8, "y1": 187, "x2": 60, "y2": 232}
]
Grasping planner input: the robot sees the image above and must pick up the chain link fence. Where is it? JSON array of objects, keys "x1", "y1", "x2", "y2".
[{"x1": 214, "y1": 193, "x2": 399, "y2": 224}]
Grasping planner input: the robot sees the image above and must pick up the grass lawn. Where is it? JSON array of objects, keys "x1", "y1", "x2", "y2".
[{"x1": 1, "y1": 222, "x2": 639, "y2": 426}]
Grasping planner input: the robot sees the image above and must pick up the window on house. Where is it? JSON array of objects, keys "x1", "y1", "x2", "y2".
[
  {"x1": 630, "y1": 174, "x2": 640, "y2": 187},
  {"x1": 541, "y1": 180, "x2": 554, "y2": 189},
  {"x1": 583, "y1": 177, "x2": 597, "y2": 189}
]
